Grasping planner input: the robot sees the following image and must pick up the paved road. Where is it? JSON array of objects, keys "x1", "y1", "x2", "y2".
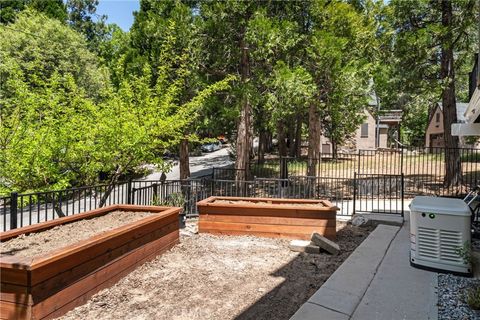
[{"x1": 143, "y1": 147, "x2": 232, "y2": 180}]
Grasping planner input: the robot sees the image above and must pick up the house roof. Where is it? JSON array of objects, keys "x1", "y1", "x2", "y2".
[{"x1": 438, "y1": 102, "x2": 469, "y2": 123}]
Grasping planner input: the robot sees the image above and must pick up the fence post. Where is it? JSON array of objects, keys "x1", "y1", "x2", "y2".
[
  {"x1": 10, "y1": 192, "x2": 18, "y2": 230},
  {"x1": 127, "y1": 179, "x2": 133, "y2": 205},
  {"x1": 152, "y1": 183, "x2": 158, "y2": 205},
  {"x1": 401, "y1": 173, "x2": 405, "y2": 219},
  {"x1": 352, "y1": 173, "x2": 357, "y2": 215}
]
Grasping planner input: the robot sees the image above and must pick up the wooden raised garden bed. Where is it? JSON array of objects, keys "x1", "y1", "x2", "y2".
[
  {"x1": 0, "y1": 204, "x2": 182, "y2": 320},
  {"x1": 197, "y1": 196, "x2": 338, "y2": 240}
]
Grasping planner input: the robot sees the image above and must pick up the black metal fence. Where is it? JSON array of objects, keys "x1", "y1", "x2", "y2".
[
  {"x1": 2, "y1": 146, "x2": 476, "y2": 232},
  {"x1": 354, "y1": 173, "x2": 404, "y2": 215},
  {"x1": 251, "y1": 147, "x2": 480, "y2": 197},
  {"x1": 0, "y1": 182, "x2": 131, "y2": 231},
  {"x1": 0, "y1": 176, "x2": 358, "y2": 232}
]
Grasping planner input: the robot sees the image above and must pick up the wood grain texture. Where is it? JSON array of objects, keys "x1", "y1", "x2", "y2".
[
  {"x1": 0, "y1": 205, "x2": 181, "y2": 320},
  {"x1": 0, "y1": 205, "x2": 180, "y2": 242},
  {"x1": 32, "y1": 232, "x2": 179, "y2": 320},
  {"x1": 197, "y1": 196, "x2": 337, "y2": 240}
]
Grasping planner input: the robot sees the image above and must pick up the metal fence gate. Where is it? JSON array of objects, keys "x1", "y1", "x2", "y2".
[{"x1": 353, "y1": 173, "x2": 404, "y2": 216}]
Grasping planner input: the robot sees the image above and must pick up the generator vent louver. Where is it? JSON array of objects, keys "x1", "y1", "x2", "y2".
[{"x1": 417, "y1": 227, "x2": 462, "y2": 263}]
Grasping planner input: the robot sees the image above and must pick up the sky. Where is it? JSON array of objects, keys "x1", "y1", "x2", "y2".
[{"x1": 96, "y1": 0, "x2": 140, "y2": 31}]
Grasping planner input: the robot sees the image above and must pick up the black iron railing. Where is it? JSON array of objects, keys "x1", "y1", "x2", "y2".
[{"x1": 250, "y1": 147, "x2": 480, "y2": 198}]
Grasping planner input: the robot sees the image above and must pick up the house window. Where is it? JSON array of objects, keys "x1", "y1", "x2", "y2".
[
  {"x1": 436, "y1": 112, "x2": 440, "y2": 123},
  {"x1": 360, "y1": 123, "x2": 368, "y2": 138}
]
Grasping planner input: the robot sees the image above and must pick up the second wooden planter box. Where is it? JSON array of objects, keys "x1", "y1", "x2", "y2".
[{"x1": 197, "y1": 197, "x2": 338, "y2": 240}]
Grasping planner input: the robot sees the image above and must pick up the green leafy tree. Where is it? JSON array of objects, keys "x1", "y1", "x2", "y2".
[
  {"x1": 0, "y1": 9, "x2": 233, "y2": 196},
  {"x1": 389, "y1": 0, "x2": 478, "y2": 186},
  {"x1": 305, "y1": 0, "x2": 374, "y2": 169},
  {"x1": 0, "y1": 0, "x2": 67, "y2": 24},
  {"x1": 67, "y1": 0, "x2": 108, "y2": 51}
]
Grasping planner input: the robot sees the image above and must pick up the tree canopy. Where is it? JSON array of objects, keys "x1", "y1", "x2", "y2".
[{"x1": 0, "y1": 0, "x2": 477, "y2": 193}]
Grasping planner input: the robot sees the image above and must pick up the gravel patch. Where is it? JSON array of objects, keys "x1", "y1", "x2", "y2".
[
  {"x1": 0, "y1": 210, "x2": 156, "y2": 258},
  {"x1": 58, "y1": 221, "x2": 373, "y2": 320},
  {"x1": 438, "y1": 273, "x2": 480, "y2": 320}
]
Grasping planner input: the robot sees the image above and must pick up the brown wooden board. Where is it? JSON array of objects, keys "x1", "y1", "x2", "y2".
[
  {"x1": 198, "y1": 206, "x2": 336, "y2": 219},
  {"x1": 200, "y1": 213, "x2": 335, "y2": 227},
  {"x1": 30, "y1": 221, "x2": 179, "y2": 302},
  {"x1": 32, "y1": 231, "x2": 179, "y2": 320},
  {"x1": 198, "y1": 221, "x2": 335, "y2": 240},
  {"x1": 0, "y1": 205, "x2": 178, "y2": 242},
  {"x1": 0, "y1": 300, "x2": 31, "y2": 320},
  {"x1": 29, "y1": 212, "x2": 178, "y2": 285},
  {"x1": 0, "y1": 205, "x2": 181, "y2": 320},
  {"x1": 197, "y1": 196, "x2": 337, "y2": 240}
]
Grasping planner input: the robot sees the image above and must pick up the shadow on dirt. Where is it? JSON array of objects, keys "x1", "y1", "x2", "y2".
[{"x1": 234, "y1": 223, "x2": 373, "y2": 320}]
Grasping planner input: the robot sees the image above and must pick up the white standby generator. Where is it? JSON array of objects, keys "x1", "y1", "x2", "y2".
[{"x1": 410, "y1": 196, "x2": 472, "y2": 275}]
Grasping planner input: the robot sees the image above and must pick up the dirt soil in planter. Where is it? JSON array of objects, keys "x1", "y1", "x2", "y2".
[
  {"x1": 213, "y1": 199, "x2": 328, "y2": 207},
  {"x1": 0, "y1": 210, "x2": 156, "y2": 258},
  {"x1": 59, "y1": 221, "x2": 373, "y2": 320}
]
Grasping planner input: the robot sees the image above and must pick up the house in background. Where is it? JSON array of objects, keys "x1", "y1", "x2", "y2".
[
  {"x1": 320, "y1": 109, "x2": 398, "y2": 153},
  {"x1": 320, "y1": 96, "x2": 402, "y2": 153},
  {"x1": 452, "y1": 53, "x2": 480, "y2": 137},
  {"x1": 425, "y1": 102, "x2": 470, "y2": 148}
]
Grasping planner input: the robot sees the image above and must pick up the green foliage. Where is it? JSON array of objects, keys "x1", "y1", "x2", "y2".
[
  {"x1": 157, "y1": 192, "x2": 185, "y2": 208},
  {"x1": 67, "y1": 0, "x2": 108, "y2": 51},
  {"x1": 306, "y1": 0, "x2": 374, "y2": 148},
  {"x1": 455, "y1": 241, "x2": 472, "y2": 265},
  {"x1": 265, "y1": 62, "x2": 315, "y2": 128},
  {"x1": 384, "y1": 0, "x2": 478, "y2": 143},
  {"x1": 0, "y1": 9, "x2": 234, "y2": 195},
  {"x1": 465, "y1": 287, "x2": 480, "y2": 310},
  {"x1": 0, "y1": 0, "x2": 67, "y2": 24},
  {"x1": 0, "y1": 10, "x2": 109, "y2": 101}
]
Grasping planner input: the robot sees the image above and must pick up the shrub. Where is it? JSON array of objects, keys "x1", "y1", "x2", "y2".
[{"x1": 466, "y1": 286, "x2": 480, "y2": 310}]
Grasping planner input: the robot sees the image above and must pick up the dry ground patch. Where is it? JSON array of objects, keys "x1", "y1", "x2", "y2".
[{"x1": 59, "y1": 221, "x2": 372, "y2": 320}]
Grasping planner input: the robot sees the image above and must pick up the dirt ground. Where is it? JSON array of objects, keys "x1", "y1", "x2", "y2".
[
  {"x1": 213, "y1": 199, "x2": 327, "y2": 207},
  {"x1": 59, "y1": 221, "x2": 373, "y2": 320},
  {"x1": 0, "y1": 211, "x2": 155, "y2": 258}
]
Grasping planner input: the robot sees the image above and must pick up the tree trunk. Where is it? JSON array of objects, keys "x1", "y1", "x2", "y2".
[
  {"x1": 277, "y1": 121, "x2": 288, "y2": 157},
  {"x1": 288, "y1": 121, "x2": 296, "y2": 157},
  {"x1": 441, "y1": 0, "x2": 462, "y2": 188},
  {"x1": 266, "y1": 131, "x2": 273, "y2": 152},
  {"x1": 294, "y1": 113, "x2": 303, "y2": 158},
  {"x1": 99, "y1": 165, "x2": 124, "y2": 207},
  {"x1": 307, "y1": 104, "x2": 320, "y2": 176},
  {"x1": 179, "y1": 138, "x2": 190, "y2": 180},
  {"x1": 235, "y1": 36, "x2": 251, "y2": 182},
  {"x1": 258, "y1": 129, "x2": 267, "y2": 164},
  {"x1": 332, "y1": 140, "x2": 338, "y2": 161}
]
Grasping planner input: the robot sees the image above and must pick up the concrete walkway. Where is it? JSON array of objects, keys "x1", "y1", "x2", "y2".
[
  {"x1": 291, "y1": 215, "x2": 438, "y2": 320},
  {"x1": 352, "y1": 220, "x2": 438, "y2": 320}
]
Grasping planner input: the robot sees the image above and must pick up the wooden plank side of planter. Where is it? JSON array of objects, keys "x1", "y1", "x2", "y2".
[
  {"x1": 0, "y1": 205, "x2": 181, "y2": 320},
  {"x1": 30, "y1": 220, "x2": 179, "y2": 302},
  {"x1": 29, "y1": 210, "x2": 179, "y2": 285},
  {"x1": 0, "y1": 283, "x2": 31, "y2": 305},
  {"x1": 0, "y1": 206, "x2": 120, "y2": 242},
  {"x1": 200, "y1": 229, "x2": 335, "y2": 240},
  {"x1": 197, "y1": 205, "x2": 336, "y2": 219},
  {"x1": 0, "y1": 205, "x2": 179, "y2": 242},
  {"x1": 31, "y1": 230, "x2": 179, "y2": 320},
  {"x1": 0, "y1": 300, "x2": 31, "y2": 320},
  {"x1": 198, "y1": 220, "x2": 336, "y2": 240},
  {"x1": 197, "y1": 196, "x2": 336, "y2": 208},
  {"x1": 200, "y1": 213, "x2": 336, "y2": 227}
]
